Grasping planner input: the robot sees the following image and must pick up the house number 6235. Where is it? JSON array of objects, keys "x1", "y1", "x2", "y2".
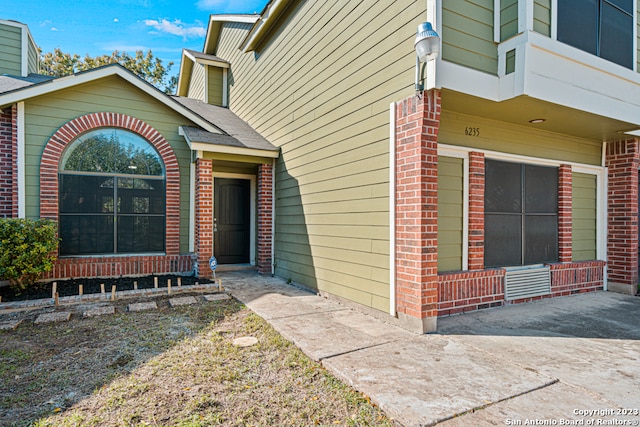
[{"x1": 465, "y1": 126, "x2": 480, "y2": 137}]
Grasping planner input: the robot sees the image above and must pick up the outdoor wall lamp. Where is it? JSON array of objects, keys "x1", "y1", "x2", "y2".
[{"x1": 414, "y1": 22, "x2": 440, "y2": 96}]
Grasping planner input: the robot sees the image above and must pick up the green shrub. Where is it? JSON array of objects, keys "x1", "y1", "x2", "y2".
[{"x1": 0, "y1": 218, "x2": 59, "y2": 290}]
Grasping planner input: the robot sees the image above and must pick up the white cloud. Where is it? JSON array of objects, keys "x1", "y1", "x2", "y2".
[
  {"x1": 113, "y1": 18, "x2": 119, "y2": 23},
  {"x1": 144, "y1": 19, "x2": 205, "y2": 39},
  {"x1": 39, "y1": 19, "x2": 52, "y2": 27},
  {"x1": 50, "y1": 27, "x2": 59, "y2": 32}
]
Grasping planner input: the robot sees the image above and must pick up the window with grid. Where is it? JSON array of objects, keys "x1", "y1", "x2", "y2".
[
  {"x1": 58, "y1": 128, "x2": 165, "y2": 255},
  {"x1": 484, "y1": 159, "x2": 558, "y2": 268}
]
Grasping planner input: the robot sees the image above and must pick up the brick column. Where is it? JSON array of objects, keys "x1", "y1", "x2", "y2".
[
  {"x1": 195, "y1": 158, "x2": 213, "y2": 278},
  {"x1": 468, "y1": 152, "x2": 485, "y2": 270},
  {"x1": 605, "y1": 139, "x2": 639, "y2": 294},
  {"x1": 0, "y1": 106, "x2": 14, "y2": 218},
  {"x1": 558, "y1": 164, "x2": 572, "y2": 262},
  {"x1": 257, "y1": 163, "x2": 273, "y2": 274},
  {"x1": 394, "y1": 90, "x2": 440, "y2": 333}
]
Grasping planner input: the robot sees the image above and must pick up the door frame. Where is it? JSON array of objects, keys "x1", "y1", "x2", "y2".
[{"x1": 212, "y1": 172, "x2": 256, "y2": 265}]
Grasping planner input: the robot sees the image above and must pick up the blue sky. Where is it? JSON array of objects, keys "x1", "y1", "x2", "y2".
[{"x1": 3, "y1": 0, "x2": 268, "y2": 75}]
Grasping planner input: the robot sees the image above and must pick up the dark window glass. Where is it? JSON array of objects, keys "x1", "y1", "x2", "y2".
[
  {"x1": 59, "y1": 215, "x2": 114, "y2": 255},
  {"x1": 485, "y1": 214, "x2": 522, "y2": 267},
  {"x1": 557, "y1": 0, "x2": 633, "y2": 69},
  {"x1": 525, "y1": 164, "x2": 558, "y2": 213},
  {"x1": 524, "y1": 216, "x2": 559, "y2": 264},
  {"x1": 557, "y1": 0, "x2": 598, "y2": 56},
  {"x1": 59, "y1": 129, "x2": 165, "y2": 256},
  {"x1": 484, "y1": 160, "x2": 558, "y2": 267},
  {"x1": 485, "y1": 160, "x2": 522, "y2": 213},
  {"x1": 599, "y1": 2, "x2": 633, "y2": 69}
]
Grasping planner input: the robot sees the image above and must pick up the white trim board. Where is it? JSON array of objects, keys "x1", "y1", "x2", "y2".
[{"x1": 212, "y1": 172, "x2": 257, "y2": 266}]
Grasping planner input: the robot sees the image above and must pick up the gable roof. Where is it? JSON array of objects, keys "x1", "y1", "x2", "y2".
[
  {"x1": 0, "y1": 64, "x2": 224, "y2": 134},
  {"x1": 173, "y1": 96, "x2": 278, "y2": 157},
  {"x1": 203, "y1": 14, "x2": 259, "y2": 55},
  {"x1": 176, "y1": 49, "x2": 230, "y2": 97},
  {"x1": 0, "y1": 63, "x2": 278, "y2": 158}
]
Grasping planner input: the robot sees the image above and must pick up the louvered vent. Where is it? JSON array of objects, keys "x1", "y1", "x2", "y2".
[{"x1": 504, "y1": 265, "x2": 551, "y2": 301}]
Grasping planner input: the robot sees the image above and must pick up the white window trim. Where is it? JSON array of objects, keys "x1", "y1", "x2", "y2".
[
  {"x1": 212, "y1": 172, "x2": 257, "y2": 266},
  {"x1": 17, "y1": 102, "x2": 25, "y2": 218}
]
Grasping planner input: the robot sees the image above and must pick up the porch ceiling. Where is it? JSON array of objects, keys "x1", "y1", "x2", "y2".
[{"x1": 441, "y1": 88, "x2": 636, "y2": 142}]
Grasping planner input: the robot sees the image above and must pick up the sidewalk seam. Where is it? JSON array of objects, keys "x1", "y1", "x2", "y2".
[
  {"x1": 317, "y1": 339, "x2": 404, "y2": 362},
  {"x1": 432, "y1": 378, "x2": 560, "y2": 426}
]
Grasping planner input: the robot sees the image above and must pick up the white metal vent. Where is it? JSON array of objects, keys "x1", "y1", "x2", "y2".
[{"x1": 504, "y1": 265, "x2": 551, "y2": 301}]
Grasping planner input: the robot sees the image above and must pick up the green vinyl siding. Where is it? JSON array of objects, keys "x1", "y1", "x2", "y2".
[
  {"x1": 438, "y1": 156, "x2": 464, "y2": 272},
  {"x1": 27, "y1": 38, "x2": 38, "y2": 74},
  {"x1": 207, "y1": 66, "x2": 224, "y2": 106},
  {"x1": 439, "y1": 112, "x2": 602, "y2": 166},
  {"x1": 443, "y1": 0, "x2": 497, "y2": 74},
  {"x1": 501, "y1": 0, "x2": 518, "y2": 41},
  {"x1": 187, "y1": 63, "x2": 205, "y2": 102},
  {"x1": 23, "y1": 75, "x2": 196, "y2": 253},
  {"x1": 0, "y1": 23, "x2": 22, "y2": 76},
  {"x1": 572, "y1": 172, "x2": 597, "y2": 261},
  {"x1": 216, "y1": 1, "x2": 427, "y2": 313},
  {"x1": 533, "y1": 0, "x2": 551, "y2": 36}
]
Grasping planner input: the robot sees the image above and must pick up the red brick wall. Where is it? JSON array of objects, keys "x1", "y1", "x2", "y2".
[
  {"x1": 549, "y1": 261, "x2": 605, "y2": 296},
  {"x1": 43, "y1": 254, "x2": 194, "y2": 280},
  {"x1": 605, "y1": 139, "x2": 639, "y2": 286},
  {"x1": 438, "y1": 269, "x2": 505, "y2": 316},
  {"x1": 195, "y1": 158, "x2": 213, "y2": 277},
  {"x1": 558, "y1": 164, "x2": 573, "y2": 262},
  {"x1": 468, "y1": 152, "x2": 485, "y2": 270},
  {"x1": 257, "y1": 163, "x2": 273, "y2": 274},
  {"x1": 0, "y1": 107, "x2": 13, "y2": 217},
  {"x1": 39, "y1": 112, "x2": 189, "y2": 279},
  {"x1": 394, "y1": 90, "x2": 440, "y2": 329}
]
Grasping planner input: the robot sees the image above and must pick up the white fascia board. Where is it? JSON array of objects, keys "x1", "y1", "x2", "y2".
[
  {"x1": 179, "y1": 126, "x2": 279, "y2": 159},
  {"x1": 176, "y1": 51, "x2": 195, "y2": 96},
  {"x1": 189, "y1": 142, "x2": 280, "y2": 158},
  {"x1": 0, "y1": 66, "x2": 223, "y2": 134},
  {"x1": 436, "y1": 60, "x2": 501, "y2": 99},
  {"x1": 205, "y1": 14, "x2": 260, "y2": 53},
  {"x1": 241, "y1": 0, "x2": 292, "y2": 52},
  {"x1": 209, "y1": 14, "x2": 260, "y2": 25},
  {"x1": 183, "y1": 50, "x2": 230, "y2": 68}
]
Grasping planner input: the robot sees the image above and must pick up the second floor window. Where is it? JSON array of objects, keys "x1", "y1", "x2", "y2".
[{"x1": 557, "y1": 0, "x2": 633, "y2": 69}]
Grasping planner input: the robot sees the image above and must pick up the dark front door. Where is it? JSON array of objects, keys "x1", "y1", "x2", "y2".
[{"x1": 214, "y1": 178, "x2": 250, "y2": 264}]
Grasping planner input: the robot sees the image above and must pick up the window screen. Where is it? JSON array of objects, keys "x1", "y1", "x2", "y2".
[
  {"x1": 557, "y1": 0, "x2": 633, "y2": 69},
  {"x1": 484, "y1": 160, "x2": 558, "y2": 267},
  {"x1": 59, "y1": 129, "x2": 165, "y2": 256}
]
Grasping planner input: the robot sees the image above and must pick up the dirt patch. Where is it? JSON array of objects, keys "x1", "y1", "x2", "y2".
[
  {"x1": 0, "y1": 274, "x2": 206, "y2": 302},
  {"x1": 0, "y1": 293, "x2": 394, "y2": 426}
]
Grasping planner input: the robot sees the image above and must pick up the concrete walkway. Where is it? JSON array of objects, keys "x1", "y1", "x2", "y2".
[{"x1": 223, "y1": 271, "x2": 640, "y2": 427}]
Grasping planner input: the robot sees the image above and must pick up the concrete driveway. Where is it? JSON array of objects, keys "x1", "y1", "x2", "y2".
[{"x1": 223, "y1": 272, "x2": 640, "y2": 427}]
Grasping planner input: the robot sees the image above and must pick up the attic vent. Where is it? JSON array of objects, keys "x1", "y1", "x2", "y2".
[{"x1": 504, "y1": 265, "x2": 551, "y2": 301}]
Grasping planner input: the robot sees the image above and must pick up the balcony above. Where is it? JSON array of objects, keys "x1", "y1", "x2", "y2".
[{"x1": 433, "y1": 30, "x2": 640, "y2": 141}]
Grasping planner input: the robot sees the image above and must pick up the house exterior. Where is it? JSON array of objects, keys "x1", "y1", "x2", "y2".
[
  {"x1": 0, "y1": 19, "x2": 278, "y2": 282},
  {"x1": 180, "y1": 0, "x2": 639, "y2": 333},
  {"x1": 2, "y1": 0, "x2": 640, "y2": 334}
]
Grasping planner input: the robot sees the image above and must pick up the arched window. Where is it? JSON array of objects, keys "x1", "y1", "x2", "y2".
[{"x1": 58, "y1": 128, "x2": 165, "y2": 255}]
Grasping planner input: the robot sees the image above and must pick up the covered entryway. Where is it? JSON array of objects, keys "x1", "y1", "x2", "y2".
[{"x1": 214, "y1": 177, "x2": 250, "y2": 264}]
